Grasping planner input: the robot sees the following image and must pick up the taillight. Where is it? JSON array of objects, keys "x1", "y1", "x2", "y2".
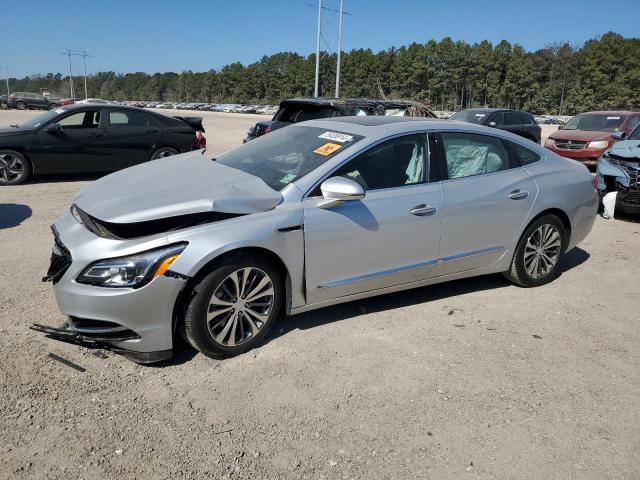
[
  {"x1": 264, "y1": 126, "x2": 271, "y2": 135},
  {"x1": 591, "y1": 175, "x2": 598, "y2": 190},
  {"x1": 8, "y1": 95, "x2": 15, "y2": 100}
]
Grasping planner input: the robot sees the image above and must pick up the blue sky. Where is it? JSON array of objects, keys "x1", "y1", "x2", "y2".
[{"x1": 3, "y1": 0, "x2": 638, "y2": 78}]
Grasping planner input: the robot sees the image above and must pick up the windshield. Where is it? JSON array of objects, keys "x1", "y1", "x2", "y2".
[
  {"x1": 450, "y1": 110, "x2": 489, "y2": 125},
  {"x1": 217, "y1": 126, "x2": 363, "y2": 191},
  {"x1": 16, "y1": 108, "x2": 66, "y2": 129},
  {"x1": 563, "y1": 113, "x2": 627, "y2": 132}
]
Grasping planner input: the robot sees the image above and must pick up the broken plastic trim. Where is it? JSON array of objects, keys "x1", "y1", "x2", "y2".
[
  {"x1": 30, "y1": 323, "x2": 172, "y2": 364},
  {"x1": 73, "y1": 205, "x2": 245, "y2": 240}
]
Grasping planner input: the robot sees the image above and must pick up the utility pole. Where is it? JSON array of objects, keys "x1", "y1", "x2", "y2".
[
  {"x1": 314, "y1": 0, "x2": 322, "y2": 97},
  {"x1": 62, "y1": 50, "x2": 75, "y2": 98},
  {"x1": 335, "y1": 0, "x2": 344, "y2": 98},
  {"x1": 78, "y1": 51, "x2": 92, "y2": 99},
  {"x1": 1, "y1": 65, "x2": 8, "y2": 95}
]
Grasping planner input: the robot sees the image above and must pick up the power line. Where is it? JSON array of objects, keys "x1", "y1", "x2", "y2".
[{"x1": 62, "y1": 50, "x2": 93, "y2": 99}]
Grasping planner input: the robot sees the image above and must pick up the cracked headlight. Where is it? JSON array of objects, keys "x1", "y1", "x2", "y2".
[{"x1": 77, "y1": 243, "x2": 187, "y2": 288}]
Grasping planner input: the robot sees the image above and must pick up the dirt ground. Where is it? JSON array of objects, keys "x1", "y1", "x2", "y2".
[{"x1": 0, "y1": 109, "x2": 639, "y2": 480}]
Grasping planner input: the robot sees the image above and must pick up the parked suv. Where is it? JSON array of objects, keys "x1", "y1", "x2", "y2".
[
  {"x1": 545, "y1": 111, "x2": 640, "y2": 169},
  {"x1": 450, "y1": 108, "x2": 541, "y2": 144},
  {"x1": 7, "y1": 92, "x2": 57, "y2": 110},
  {"x1": 244, "y1": 97, "x2": 435, "y2": 142}
]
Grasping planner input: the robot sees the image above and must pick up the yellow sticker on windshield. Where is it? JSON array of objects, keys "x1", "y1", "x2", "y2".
[{"x1": 313, "y1": 142, "x2": 342, "y2": 156}]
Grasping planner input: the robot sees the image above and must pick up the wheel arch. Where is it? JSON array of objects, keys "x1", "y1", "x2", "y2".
[
  {"x1": 526, "y1": 207, "x2": 572, "y2": 249},
  {"x1": 171, "y1": 246, "x2": 293, "y2": 336}
]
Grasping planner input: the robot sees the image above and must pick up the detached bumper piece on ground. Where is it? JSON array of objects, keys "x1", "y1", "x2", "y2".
[{"x1": 30, "y1": 323, "x2": 172, "y2": 363}]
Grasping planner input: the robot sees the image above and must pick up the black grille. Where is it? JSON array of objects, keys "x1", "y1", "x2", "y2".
[
  {"x1": 42, "y1": 227, "x2": 72, "y2": 284},
  {"x1": 619, "y1": 189, "x2": 640, "y2": 206},
  {"x1": 553, "y1": 139, "x2": 588, "y2": 150}
]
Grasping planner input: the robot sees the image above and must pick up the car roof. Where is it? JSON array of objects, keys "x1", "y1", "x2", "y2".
[
  {"x1": 281, "y1": 97, "x2": 429, "y2": 109},
  {"x1": 575, "y1": 110, "x2": 637, "y2": 115},
  {"x1": 294, "y1": 116, "x2": 502, "y2": 138}
]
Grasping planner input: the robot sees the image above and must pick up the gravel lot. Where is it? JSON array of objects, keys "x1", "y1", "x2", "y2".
[{"x1": 0, "y1": 109, "x2": 639, "y2": 479}]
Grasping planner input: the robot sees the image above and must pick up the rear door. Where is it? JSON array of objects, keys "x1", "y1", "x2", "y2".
[
  {"x1": 499, "y1": 111, "x2": 526, "y2": 138},
  {"x1": 436, "y1": 131, "x2": 537, "y2": 275},
  {"x1": 32, "y1": 109, "x2": 107, "y2": 173},
  {"x1": 98, "y1": 109, "x2": 162, "y2": 169}
]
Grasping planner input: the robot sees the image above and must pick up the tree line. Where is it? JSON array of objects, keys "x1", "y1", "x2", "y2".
[{"x1": 8, "y1": 32, "x2": 639, "y2": 115}]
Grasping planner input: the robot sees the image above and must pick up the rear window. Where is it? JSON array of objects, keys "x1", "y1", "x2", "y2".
[
  {"x1": 217, "y1": 126, "x2": 363, "y2": 191},
  {"x1": 276, "y1": 105, "x2": 337, "y2": 123},
  {"x1": 450, "y1": 110, "x2": 489, "y2": 125}
]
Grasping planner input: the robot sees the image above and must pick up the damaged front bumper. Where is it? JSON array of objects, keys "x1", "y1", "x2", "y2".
[
  {"x1": 597, "y1": 155, "x2": 640, "y2": 213},
  {"x1": 30, "y1": 323, "x2": 173, "y2": 363}
]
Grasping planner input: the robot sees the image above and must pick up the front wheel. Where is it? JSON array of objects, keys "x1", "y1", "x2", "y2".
[
  {"x1": 183, "y1": 256, "x2": 283, "y2": 358},
  {"x1": 15, "y1": 101, "x2": 26, "y2": 110},
  {"x1": 0, "y1": 150, "x2": 31, "y2": 185},
  {"x1": 503, "y1": 215, "x2": 566, "y2": 287},
  {"x1": 150, "y1": 146, "x2": 178, "y2": 160}
]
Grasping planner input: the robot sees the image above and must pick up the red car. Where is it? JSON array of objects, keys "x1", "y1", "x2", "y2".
[{"x1": 544, "y1": 111, "x2": 640, "y2": 168}]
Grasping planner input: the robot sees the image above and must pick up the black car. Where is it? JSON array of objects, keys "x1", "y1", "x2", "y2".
[
  {"x1": 0, "y1": 104, "x2": 204, "y2": 185},
  {"x1": 7, "y1": 92, "x2": 57, "y2": 110},
  {"x1": 244, "y1": 97, "x2": 436, "y2": 142},
  {"x1": 450, "y1": 108, "x2": 541, "y2": 144}
]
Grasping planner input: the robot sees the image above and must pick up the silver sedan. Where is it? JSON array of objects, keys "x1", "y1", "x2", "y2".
[{"x1": 39, "y1": 117, "x2": 597, "y2": 362}]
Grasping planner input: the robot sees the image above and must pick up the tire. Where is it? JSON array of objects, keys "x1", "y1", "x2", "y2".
[
  {"x1": 503, "y1": 214, "x2": 566, "y2": 287},
  {"x1": 16, "y1": 101, "x2": 26, "y2": 110},
  {"x1": 150, "y1": 146, "x2": 179, "y2": 160},
  {"x1": 183, "y1": 255, "x2": 283, "y2": 359},
  {"x1": 0, "y1": 150, "x2": 31, "y2": 185},
  {"x1": 48, "y1": 103, "x2": 58, "y2": 110}
]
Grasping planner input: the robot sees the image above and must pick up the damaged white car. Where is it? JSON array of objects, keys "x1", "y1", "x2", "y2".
[{"x1": 34, "y1": 117, "x2": 597, "y2": 363}]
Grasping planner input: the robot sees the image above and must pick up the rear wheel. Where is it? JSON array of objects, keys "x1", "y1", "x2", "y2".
[
  {"x1": 150, "y1": 146, "x2": 178, "y2": 160},
  {"x1": 503, "y1": 215, "x2": 566, "y2": 287},
  {"x1": 0, "y1": 150, "x2": 31, "y2": 185},
  {"x1": 183, "y1": 256, "x2": 283, "y2": 358},
  {"x1": 48, "y1": 103, "x2": 58, "y2": 110},
  {"x1": 16, "y1": 101, "x2": 26, "y2": 110}
]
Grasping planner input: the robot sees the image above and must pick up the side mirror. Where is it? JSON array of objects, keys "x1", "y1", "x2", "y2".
[
  {"x1": 319, "y1": 176, "x2": 365, "y2": 209},
  {"x1": 488, "y1": 121, "x2": 497, "y2": 127},
  {"x1": 611, "y1": 131, "x2": 626, "y2": 141},
  {"x1": 44, "y1": 123, "x2": 61, "y2": 135}
]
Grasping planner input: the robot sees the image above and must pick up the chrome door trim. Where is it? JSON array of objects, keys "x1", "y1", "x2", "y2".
[{"x1": 317, "y1": 245, "x2": 504, "y2": 289}]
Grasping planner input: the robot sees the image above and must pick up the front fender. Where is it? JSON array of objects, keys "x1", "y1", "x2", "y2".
[{"x1": 596, "y1": 157, "x2": 629, "y2": 190}]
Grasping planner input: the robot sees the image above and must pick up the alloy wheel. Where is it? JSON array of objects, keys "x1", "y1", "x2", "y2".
[
  {"x1": 207, "y1": 267, "x2": 275, "y2": 347},
  {"x1": 524, "y1": 224, "x2": 562, "y2": 279},
  {"x1": 0, "y1": 153, "x2": 25, "y2": 183}
]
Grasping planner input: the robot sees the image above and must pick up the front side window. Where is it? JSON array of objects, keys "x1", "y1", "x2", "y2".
[
  {"x1": 109, "y1": 110, "x2": 151, "y2": 127},
  {"x1": 504, "y1": 112, "x2": 521, "y2": 125},
  {"x1": 217, "y1": 126, "x2": 363, "y2": 191},
  {"x1": 441, "y1": 132, "x2": 512, "y2": 179},
  {"x1": 57, "y1": 111, "x2": 100, "y2": 129},
  {"x1": 330, "y1": 134, "x2": 429, "y2": 191}
]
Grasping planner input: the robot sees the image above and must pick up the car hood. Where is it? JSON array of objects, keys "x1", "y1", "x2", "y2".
[
  {"x1": 73, "y1": 150, "x2": 282, "y2": 224},
  {"x1": 0, "y1": 127, "x2": 32, "y2": 137},
  {"x1": 603, "y1": 140, "x2": 640, "y2": 159},
  {"x1": 549, "y1": 129, "x2": 611, "y2": 142}
]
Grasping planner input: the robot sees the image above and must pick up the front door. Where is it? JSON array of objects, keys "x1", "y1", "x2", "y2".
[
  {"x1": 303, "y1": 133, "x2": 443, "y2": 304},
  {"x1": 33, "y1": 109, "x2": 106, "y2": 173},
  {"x1": 436, "y1": 131, "x2": 537, "y2": 275}
]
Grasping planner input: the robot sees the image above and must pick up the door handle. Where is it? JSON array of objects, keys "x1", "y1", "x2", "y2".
[
  {"x1": 145, "y1": 128, "x2": 159, "y2": 134},
  {"x1": 410, "y1": 204, "x2": 437, "y2": 216},
  {"x1": 87, "y1": 132, "x2": 104, "y2": 138},
  {"x1": 508, "y1": 190, "x2": 529, "y2": 200}
]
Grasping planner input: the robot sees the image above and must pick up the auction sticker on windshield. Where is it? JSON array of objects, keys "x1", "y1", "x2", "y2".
[
  {"x1": 313, "y1": 143, "x2": 342, "y2": 156},
  {"x1": 319, "y1": 131, "x2": 354, "y2": 143}
]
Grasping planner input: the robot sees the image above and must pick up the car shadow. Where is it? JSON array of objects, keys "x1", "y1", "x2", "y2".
[
  {"x1": 152, "y1": 247, "x2": 590, "y2": 367},
  {"x1": 264, "y1": 246, "x2": 590, "y2": 346},
  {"x1": 0, "y1": 203, "x2": 32, "y2": 229},
  {"x1": 611, "y1": 212, "x2": 640, "y2": 224}
]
